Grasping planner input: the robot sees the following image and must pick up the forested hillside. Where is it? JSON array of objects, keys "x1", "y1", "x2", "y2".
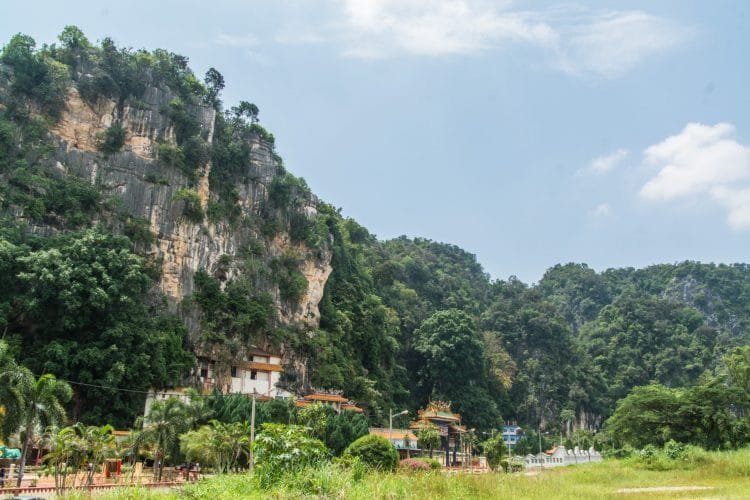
[{"x1": 1, "y1": 28, "x2": 749, "y2": 437}]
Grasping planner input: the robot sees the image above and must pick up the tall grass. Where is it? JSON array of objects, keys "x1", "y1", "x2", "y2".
[{"x1": 77, "y1": 447, "x2": 750, "y2": 499}]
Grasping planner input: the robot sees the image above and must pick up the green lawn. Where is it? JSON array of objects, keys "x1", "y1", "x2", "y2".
[{"x1": 72, "y1": 448, "x2": 750, "y2": 499}]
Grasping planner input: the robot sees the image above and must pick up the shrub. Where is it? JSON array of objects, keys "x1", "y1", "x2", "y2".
[
  {"x1": 144, "y1": 173, "x2": 169, "y2": 185},
  {"x1": 663, "y1": 439, "x2": 685, "y2": 460},
  {"x1": 289, "y1": 210, "x2": 312, "y2": 243},
  {"x1": 501, "y1": 457, "x2": 526, "y2": 472},
  {"x1": 629, "y1": 442, "x2": 711, "y2": 471},
  {"x1": 45, "y1": 176, "x2": 101, "y2": 227},
  {"x1": 166, "y1": 98, "x2": 200, "y2": 144},
  {"x1": 77, "y1": 68, "x2": 119, "y2": 103},
  {"x1": 96, "y1": 124, "x2": 126, "y2": 155},
  {"x1": 342, "y1": 435, "x2": 399, "y2": 471},
  {"x1": 172, "y1": 187, "x2": 203, "y2": 223},
  {"x1": 252, "y1": 423, "x2": 328, "y2": 488},
  {"x1": 268, "y1": 172, "x2": 309, "y2": 209},
  {"x1": 399, "y1": 458, "x2": 431, "y2": 472},
  {"x1": 182, "y1": 136, "x2": 210, "y2": 169},
  {"x1": 249, "y1": 122, "x2": 275, "y2": 146},
  {"x1": 157, "y1": 143, "x2": 184, "y2": 169},
  {"x1": 270, "y1": 254, "x2": 308, "y2": 304},
  {"x1": 123, "y1": 216, "x2": 155, "y2": 245}
]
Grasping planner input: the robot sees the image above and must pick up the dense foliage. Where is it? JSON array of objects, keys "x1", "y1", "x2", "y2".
[{"x1": 0, "y1": 228, "x2": 193, "y2": 426}]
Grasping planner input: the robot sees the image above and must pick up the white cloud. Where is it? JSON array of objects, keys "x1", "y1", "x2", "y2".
[
  {"x1": 580, "y1": 148, "x2": 628, "y2": 175},
  {"x1": 640, "y1": 123, "x2": 750, "y2": 200},
  {"x1": 591, "y1": 203, "x2": 612, "y2": 218},
  {"x1": 339, "y1": 0, "x2": 557, "y2": 58},
  {"x1": 552, "y1": 11, "x2": 690, "y2": 78},
  {"x1": 214, "y1": 33, "x2": 259, "y2": 48},
  {"x1": 291, "y1": 1, "x2": 691, "y2": 78},
  {"x1": 639, "y1": 122, "x2": 750, "y2": 230},
  {"x1": 710, "y1": 187, "x2": 750, "y2": 230}
]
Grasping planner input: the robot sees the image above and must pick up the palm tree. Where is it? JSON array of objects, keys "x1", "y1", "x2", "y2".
[
  {"x1": 5, "y1": 367, "x2": 73, "y2": 488},
  {"x1": 142, "y1": 396, "x2": 189, "y2": 481},
  {"x1": 180, "y1": 420, "x2": 252, "y2": 474},
  {"x1": 0, "y1": 342, "x2": 72, "y2": 487},
  {"x1": 74, "y1": 423, "x2": 117, "y2": 485},
  {"x1": 44, "y1": 426, "x2": 80, "y2": 493}
]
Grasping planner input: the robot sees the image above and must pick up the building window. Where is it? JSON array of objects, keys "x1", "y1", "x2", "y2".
[
  {"x1": 231, "y1": 366, "x2": 237, "y2": 378},
  {"x1": 251, "y1": 370, "x2": 257, "y2": 380},
  {"x1": 200, "y1": 364, "x2": 208, "y2": 379}
]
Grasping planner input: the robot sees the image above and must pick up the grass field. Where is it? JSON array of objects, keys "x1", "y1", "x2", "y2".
[{"x1": 69, "y1": 448, "x2": 750, "y2": 499}]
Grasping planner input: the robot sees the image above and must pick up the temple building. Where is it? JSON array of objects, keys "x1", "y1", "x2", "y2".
[
  {"x1": 295, "y1": 391, "x2": 364, "y2": 413},
  {"x1": 196, "y1": 348, "x2": 292, "y2": 399},
  {"x1": 145, "y1": 349, "x2": 292, "y2": 417},
  {"x1": 410, "y1": 401, "x2": 466, "y2": 466}
]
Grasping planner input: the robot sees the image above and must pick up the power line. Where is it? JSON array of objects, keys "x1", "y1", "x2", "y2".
[{"x1": 33, "y1": 373, "x2": 279, "y2": 398}]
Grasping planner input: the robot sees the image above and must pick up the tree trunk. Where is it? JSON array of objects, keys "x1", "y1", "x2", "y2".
[{"x1": 16, "y1": 422, "x2": 32, "y2": 487}]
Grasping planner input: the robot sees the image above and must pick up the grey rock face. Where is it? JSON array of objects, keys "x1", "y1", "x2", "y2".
[{"x1": 26, "y1": 83, "x2": 332, "y2": 340}]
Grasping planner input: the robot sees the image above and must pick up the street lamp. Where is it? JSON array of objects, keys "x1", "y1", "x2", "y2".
[{"x1": 389, "y1": 409, "x2": 408, "y2": 443}]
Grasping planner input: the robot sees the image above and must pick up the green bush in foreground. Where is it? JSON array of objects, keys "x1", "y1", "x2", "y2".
[
  {"x1": 626, "y1": 440, "x2": 712, "y2": 471},
  {"x1": 252, "y1": 423, "x2": 328, "y2": 488},
  {"x1": 342, "y1": 434, "x2": 399, "y2": 471}
]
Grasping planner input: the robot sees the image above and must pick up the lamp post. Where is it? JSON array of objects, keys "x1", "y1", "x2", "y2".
[{"x1": 389, "y1": 409, "x2": 408, "y2": 443}]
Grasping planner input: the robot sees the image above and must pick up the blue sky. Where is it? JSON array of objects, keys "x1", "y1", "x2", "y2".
[{"x1": 2, "y1": 1, "x2": 749, "y2": 283}]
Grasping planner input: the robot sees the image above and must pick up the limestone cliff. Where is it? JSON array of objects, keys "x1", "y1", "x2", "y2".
[{"x1": 24, "y1": 82, "x2": 332, "y2": 340}]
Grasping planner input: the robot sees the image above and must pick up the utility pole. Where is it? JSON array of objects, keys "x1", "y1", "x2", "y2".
[{"x1": 249, "y1": 392, "x2": 256, "y2": 471}]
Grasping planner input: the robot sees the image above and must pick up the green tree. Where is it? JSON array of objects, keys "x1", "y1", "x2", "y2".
[
  {"x1": 0, "y1": 362, "x2": 72, "y2": 487},
  {"x1": 58, "y1": 25, "x2": 91, "y2": 51},
  {"x1": 7, "y1": 229, "x2": 193, "y2": 426},
  {"x1": 725, "y1": 346, "x2": 750, "y2": 392},
  {"x1": 297, "y1": 402, "x2": 329, "y2": 441},
  {"x1": 1, "y1": 33, "x2": 68, "y2": 117},
  {"x1": 414, "y1": 309, "x2": 500, "y2": 430},
  {"x1": 324, "y1": 410, "x2": 369, "y2": 456},
  {"x1": 482, "y1": 432, "x2": 506, "y2": 471},
  {"x1": 415, "y1": 423, "x2": 441, "y2": 458},
  {"x1": 142, "y1": 396, "x2": 190, "y2": 481},
  {"x1": 605, "y1": 380, "x2": 750, "y2": 450},
  {"x1": 204, "y1": 67, "x2": 225, "y2": 106}
]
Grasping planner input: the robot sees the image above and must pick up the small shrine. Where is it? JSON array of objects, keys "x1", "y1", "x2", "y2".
[{"x1": 410, "y1": 401, "x2": 466, "y2": 466}]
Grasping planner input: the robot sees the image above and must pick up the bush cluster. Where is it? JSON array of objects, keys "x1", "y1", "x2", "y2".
[
  {"x1": 628, "y1": 440, "x2": 711, "y2": 471},
  {"x1": 342, "y1": 435, "x2": 399, "y2": 471}
]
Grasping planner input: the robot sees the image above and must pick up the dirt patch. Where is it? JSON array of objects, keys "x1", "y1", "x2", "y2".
[{"x1": 617, "y1": 485, "x2": 714, "y2": 494}]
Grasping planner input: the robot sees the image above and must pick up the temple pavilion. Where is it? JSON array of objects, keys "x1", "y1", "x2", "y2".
[
  {"x1": 410, "y1": 401, "x2": 466, "y2": 466},
  {"x1": 295, "y1": 391, "x2": 364, "y2": 413}
]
